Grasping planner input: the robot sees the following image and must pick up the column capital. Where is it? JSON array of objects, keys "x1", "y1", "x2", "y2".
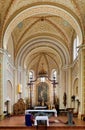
[
  {"x1": 77, "y1": 44, "x2": 85, "y2": 53},
  {"x1": 62, "y1": 60, "x2": 78, "y2": 70}
]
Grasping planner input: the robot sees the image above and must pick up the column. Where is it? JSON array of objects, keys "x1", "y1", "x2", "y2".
[
  {"x1": 59, "y1": 68, "x2": 66, "y2": 109},
  {"x1": 66, "y1": 67, "x2": 72, "y2": 108},
  {"x1": 62, "y1": 65, "x2": 72, "y2": 108},
  {"x1": 28, "y1": 80, "x2": 33, "y2": 108},
  {"x1": 78, "y1": 45, "x2": 85, "y2": 115},
  {"x1": 0, "y1": 53, "x2": 3, "y2": 120}
]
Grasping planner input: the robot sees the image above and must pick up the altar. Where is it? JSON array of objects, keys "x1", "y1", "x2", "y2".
[
  {"x1": 25, "y1": 109, "x2": 57, "y2": 117},
  {"x1": 34, "y1": 116, "x2": 49, "y2": 126}
]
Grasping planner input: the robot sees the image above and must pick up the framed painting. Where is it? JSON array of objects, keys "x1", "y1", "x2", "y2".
[{"x1": 37, "y1": 82, "x2": 49, "y2": 103}]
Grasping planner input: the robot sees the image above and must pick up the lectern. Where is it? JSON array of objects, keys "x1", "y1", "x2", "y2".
[{"x1": 66, "y1": 108, "x2": 75, "y2": 125}]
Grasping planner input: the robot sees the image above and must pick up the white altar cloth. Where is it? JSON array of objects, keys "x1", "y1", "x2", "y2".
[
  {"x1": 34, "y1": 116, "x2": 49, "y2": 126},
  {"x1": 25, "y1": 109, "x2": 57, "y2": 117}
]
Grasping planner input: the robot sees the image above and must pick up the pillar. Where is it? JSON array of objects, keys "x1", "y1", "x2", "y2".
[
  {"x1": 78, "y1": 45, "x2": 85, "y2": 115},
  {"x1": 0, "y1": 53, "x2": 3, "y2": 120},
  {"x1": 61, "y1": 65, "x2": 72, "y2": 108}
]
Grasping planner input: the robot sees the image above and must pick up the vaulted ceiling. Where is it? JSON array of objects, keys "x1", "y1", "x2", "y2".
[{"x1": 0, "y1": 0, "x2": 85, "y2": 75}]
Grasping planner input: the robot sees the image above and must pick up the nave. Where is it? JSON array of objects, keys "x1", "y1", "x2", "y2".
[{"x1": 0, "y1": 1, "x2": 85, "y2": 128}]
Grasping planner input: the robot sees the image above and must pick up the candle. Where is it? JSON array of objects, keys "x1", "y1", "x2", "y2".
[{"x1": 18, "y1": 84, "x2": 22, "y2": 93}]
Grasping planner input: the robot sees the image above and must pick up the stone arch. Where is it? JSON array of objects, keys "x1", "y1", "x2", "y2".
[{"x1": 15, "y1": 36, "x2": 70, "y2": 68}]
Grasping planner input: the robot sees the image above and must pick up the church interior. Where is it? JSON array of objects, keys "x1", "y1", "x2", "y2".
[{"x1": 0, "y1": 0, "x2": 85, "y2": 129}]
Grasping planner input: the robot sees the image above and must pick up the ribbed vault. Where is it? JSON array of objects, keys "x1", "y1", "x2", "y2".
[
  {"x1": 15, "y1": 36, "x2": 70, "y2": 75},
  {"x1": 3, "y1": 4, "x2": 83, "y2": 49},
  {"x1": 1, "y1": 1, "x2": 84, "y2": 77}
]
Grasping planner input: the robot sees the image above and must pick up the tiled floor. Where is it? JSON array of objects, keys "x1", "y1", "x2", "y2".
[{"x1": 0, "y1": 115, "x2": 85, "y2": 127}]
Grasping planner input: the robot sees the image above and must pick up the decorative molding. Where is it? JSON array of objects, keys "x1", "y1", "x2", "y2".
[
  {"x1": 0, "y1": 48, "x2": 16, "y2": 70},
  {"x1": 77, "y1": 44, "x2": 85, "y2": 51},
  {"x1": 62, "y1": 58, "x2": 78, "y2": 70}
]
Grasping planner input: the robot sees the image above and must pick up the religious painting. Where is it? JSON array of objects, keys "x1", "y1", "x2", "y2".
[{"x1": 37, "y1": 82, "x2": 49, "y2": 103}]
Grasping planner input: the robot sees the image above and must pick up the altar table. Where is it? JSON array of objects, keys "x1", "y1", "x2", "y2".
[
  {"x1": 25, "y1": 109, "x2": 57, "y2": 117},
  {"x1": 34, "y1": 116, "x2": 49, "y2": 126}
]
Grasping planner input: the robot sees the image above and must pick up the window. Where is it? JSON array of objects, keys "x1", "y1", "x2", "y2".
[
  {"x1": 52, "y1": 69, "x2": 57, "y2": 80},
  {"x1": 73, "y1": 35, "x2": 79, "y2": 60},
  {"x1": 29, "y1": 71, "x2": 33, "y2": 81},
  {"x1": 40, "y1": 77, "x2": 45, "y2": 82}
]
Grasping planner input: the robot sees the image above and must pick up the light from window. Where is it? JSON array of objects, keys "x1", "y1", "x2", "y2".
[
  {"x1": 52, "y1": 70, "x2": 57, "y2": 80},
  {"x1": 29, "y1": 71, "x2": 33, "y2": 81},
  {"x1": 40, "y1": 77, "x2": 45, "y2": 82},
  {"x1": 73, "y1": 35, "x2": 79, "y2": 60}
]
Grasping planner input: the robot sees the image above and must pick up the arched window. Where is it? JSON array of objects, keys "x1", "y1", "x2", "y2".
[
  {"x1": 29, "y1": 71, "x2": 33, "y2": 81},
  {"x1": 40, "y1": 77, "x2": 45, "y2": 82},
  {"x1": 52, "y1": 69, "x2": 57, "y2": 81},
  {"x1": 73, "y1": 35, "x2": 79, "y2": 60}
]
